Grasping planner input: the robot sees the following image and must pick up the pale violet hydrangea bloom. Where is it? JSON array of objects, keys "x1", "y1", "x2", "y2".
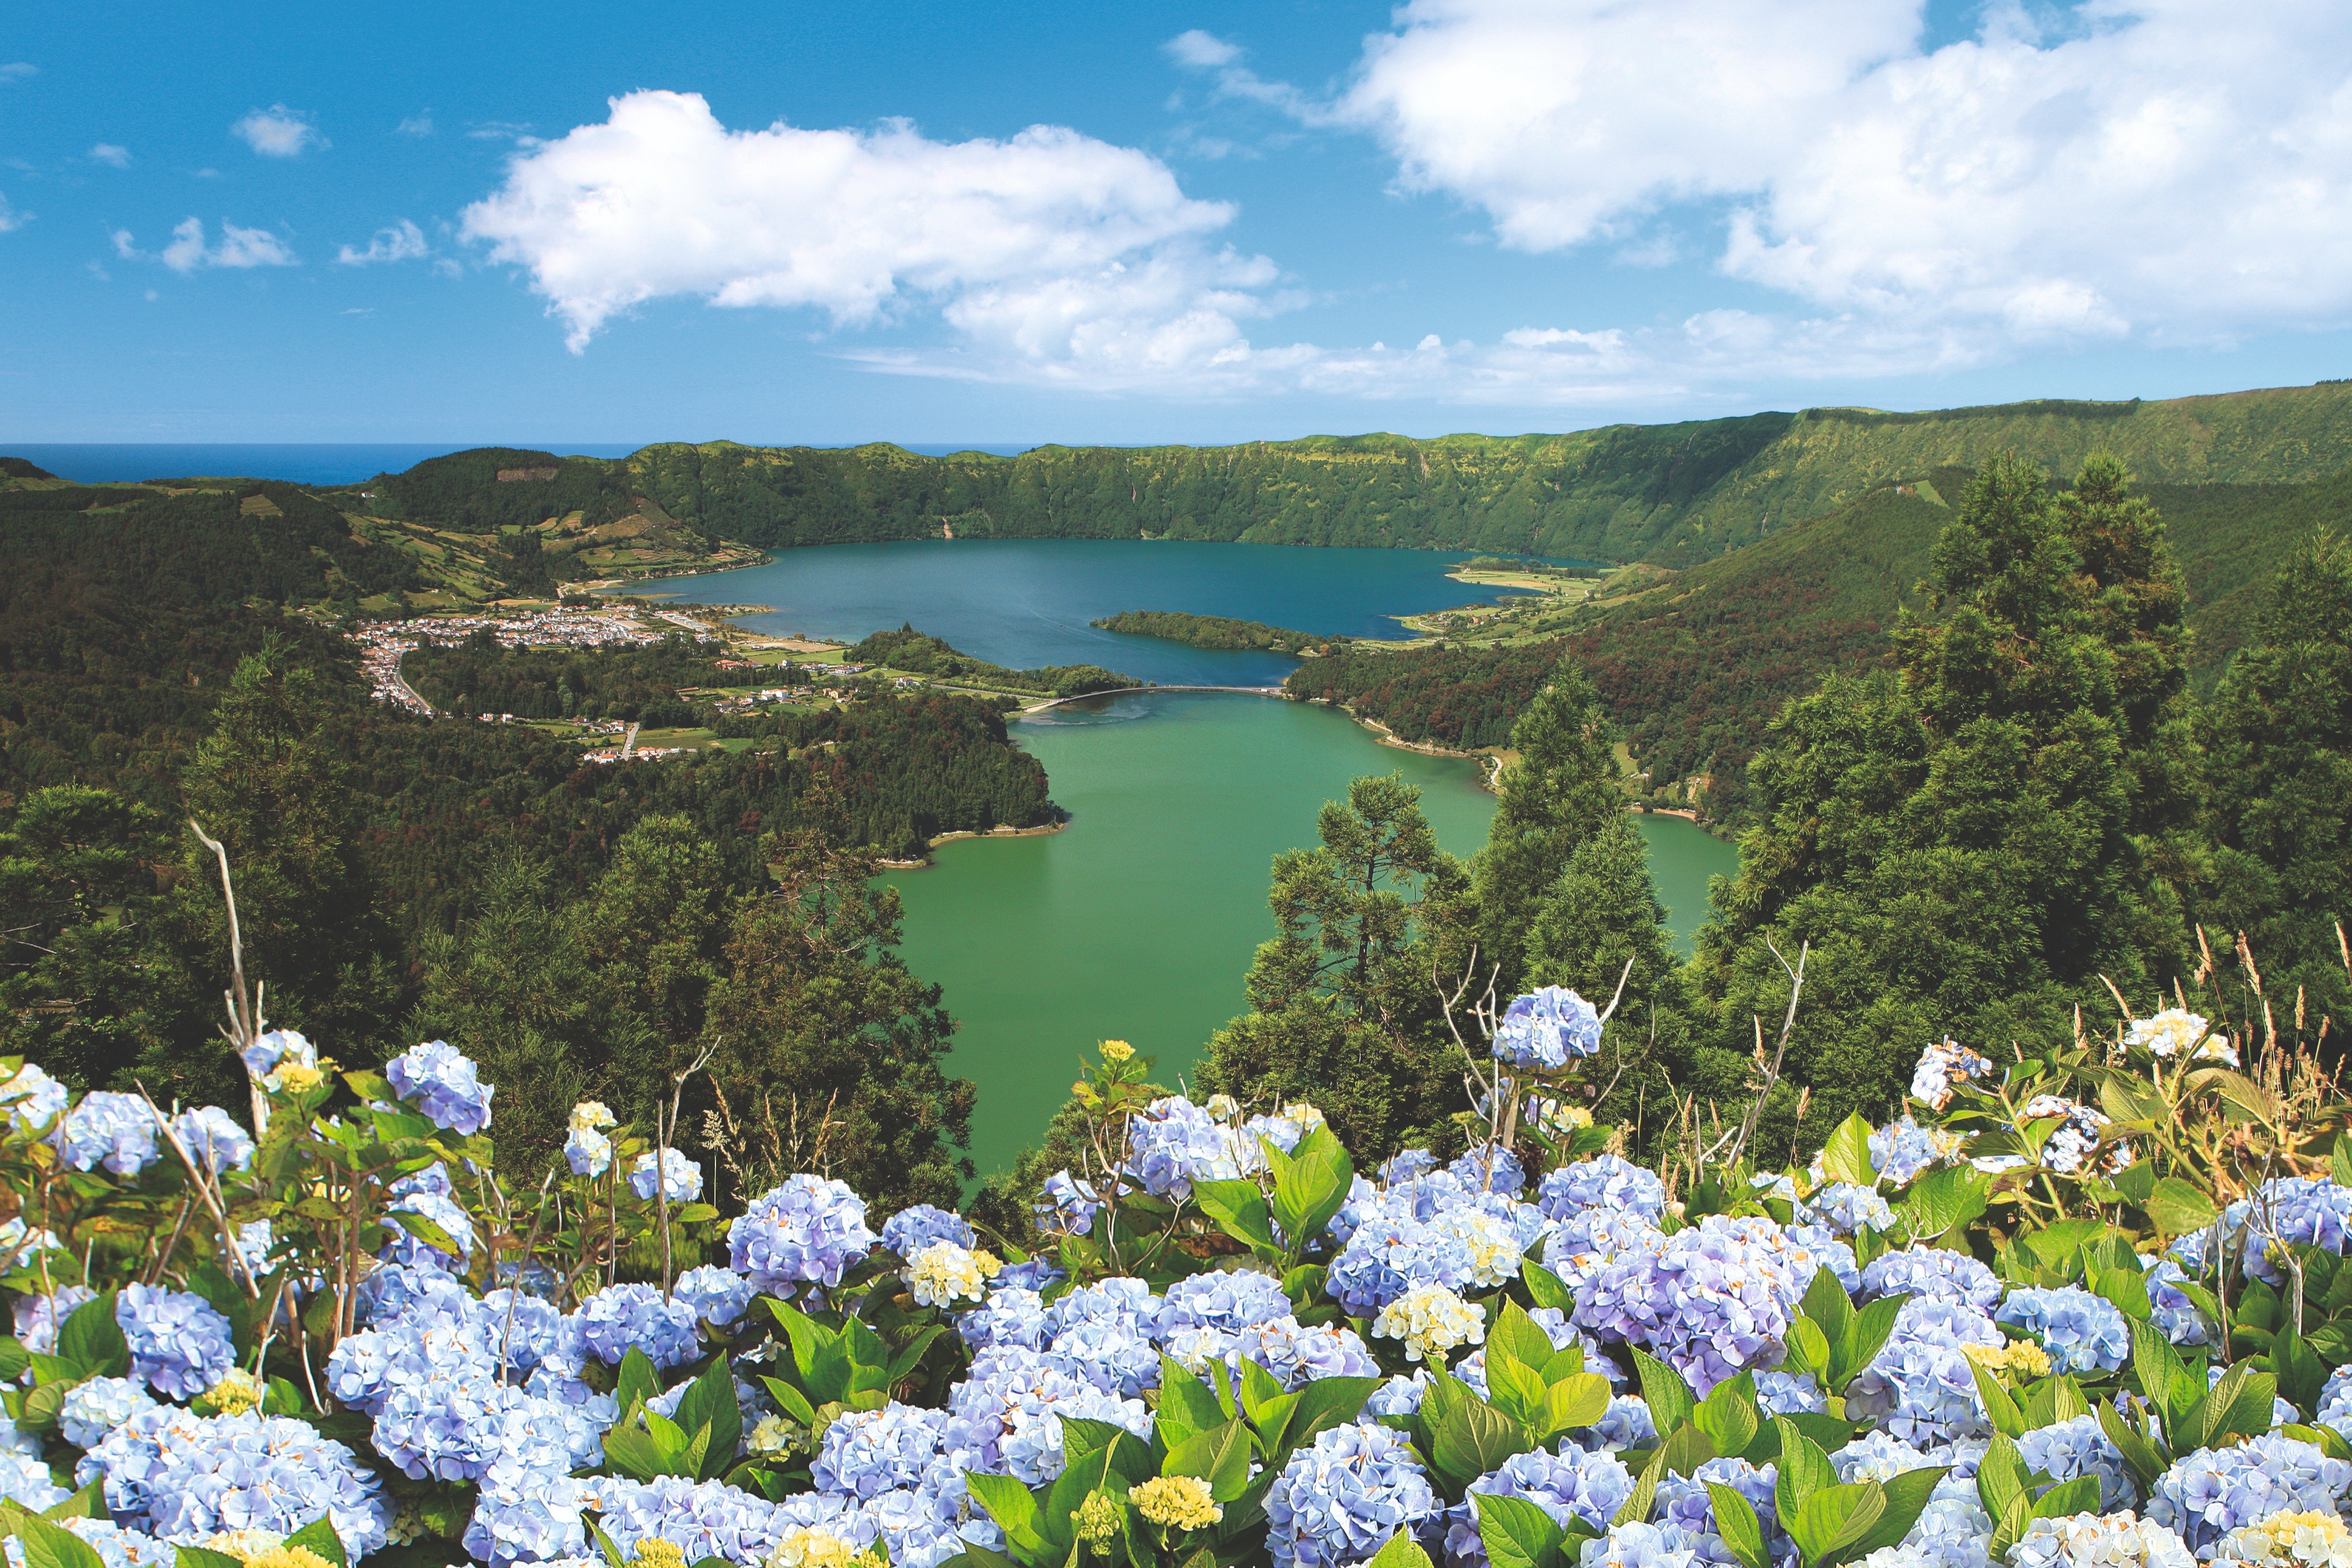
[
  {"x1": 1267, "y1": 1420, "x2": 1441, "y2": 1568},
  {"x1": 1585, "y1": 1393, "x2": 1661, "y2": 1451},
  {"x1": 1158, "y1": 1268, "x2": 1294, "y2": 1336},
  {"x1": 813, "y1": 1405, "x2": 949, "y2": 1500},
  {"x1": 1496, "y1": 986, "x2": 1604, "y2": 1068},
  {"x1": 1997, "y1": 1286, "x2": 2130, "y2": 1376},
  {"x1": 1126, "y1": 1096, "x2": 1244, "y2": 1201},
  {"x1": 945, "y1": 1345, "x2": 1152, "y2": 1486},
  {"x1": 730, "y1": 1174, "x2": 876, "y2": 1296},
  {"x1": 1756, "y1": 1370, "x2": 1828, "y2": 1416},
  {"x1": 115, "y1": 1283, "x2": 235, "y2": 1399},
  {"x1": 239, "y1": 1028, "x2": 313, "y2": 1083},
  {"x1": 629, "y1": 1147, "x2": 702, "y2": 1204},
  {"x1": 1910, "y1": 1038, "x2": 1993, "y2": 1112},
  {"x1": 1655, "y1": 1457, "x2": 1785, "y2": 1568},
  {"x1": 593, "y1": 1474, "x2": 792, "y2": 1565},
  {"x1": 2237, "y1": 1178, "x2": 2352, "y2": 1286},
  {"x1": 1329, "y1": 1214, "x2": 1475, "y2": 1316},
  {"x1": 1871, "y1": 1116, "x2": 1966, "y2": 1187},
  {"x1": 1800, "y1": 1182, "x2": 1899, "y2": 1237},
  {"x1": 1833, "y1": 1431, "x2": 1933, "y2": 1485},
  {"x1": 1574, "y1": 1215, "x2": 1810, "y2": 1393},
  {"x1": 16, "y1": 1284, "x2": 96, "y2": 1356},
  {"x1": 385, "y1": 1039, "x2": 496, "y2": 1135},
  {"x1": 2146, "y1": 1435, "x2": 2352, "y2": 1555},
  {"x1": 2141, "y1": 1257, "x2": 2210, "y2": 1346},
  {"x1": 1450, "y1": 1144, "x2": 1526, "y2": 1198}
]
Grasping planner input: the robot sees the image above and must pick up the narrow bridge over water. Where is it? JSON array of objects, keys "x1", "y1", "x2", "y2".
[{"x1": 1022, "y1": 685, "x2": 1286, "y2": 712}]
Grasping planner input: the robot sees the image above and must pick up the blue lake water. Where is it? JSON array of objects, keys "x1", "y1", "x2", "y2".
[{"x1": 648, "y1": 539, "x2": 1542, "y2": 686}]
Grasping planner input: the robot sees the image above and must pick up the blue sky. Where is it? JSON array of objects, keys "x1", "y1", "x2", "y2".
[{"x1": 4, "y1": 0, "x2": 2350, "y2": 446}]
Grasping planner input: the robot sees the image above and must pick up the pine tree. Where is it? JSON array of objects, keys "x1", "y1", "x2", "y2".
[
  {"x1": 0, "y1": 786, "x2": 167, "y2": 1089},
  {"x1": 1469, "y1": 666, "x2": 1623, "y2": 988},
  {"x1": 1196, "y1": 773, "x2": 1476, "y2": 1162},
  {"x1": 2198, "y1": 530, "x2": 2352, "y2": 1034},
  {"x1": 1688, "y1": 454, "x2": 2197, "y2": 1145}
]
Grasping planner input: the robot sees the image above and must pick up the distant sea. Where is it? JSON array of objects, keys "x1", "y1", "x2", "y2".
[{"x1": 6, "y1": 442, "x2": 1035, "y2": 486}]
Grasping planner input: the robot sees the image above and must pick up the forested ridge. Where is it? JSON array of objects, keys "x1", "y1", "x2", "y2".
[{"x1": 310, "y1": 380, "x2": 2352, "y2": 568}]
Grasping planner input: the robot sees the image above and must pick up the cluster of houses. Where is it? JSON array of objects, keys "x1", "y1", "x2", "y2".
[{"x1": 348, "y1": 607, "x2": 666, "y2": 713}]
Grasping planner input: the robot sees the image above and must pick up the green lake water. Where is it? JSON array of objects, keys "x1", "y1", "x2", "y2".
[{"x1": 885, "y1": 692, "x2": 1740, "y2": 1180}]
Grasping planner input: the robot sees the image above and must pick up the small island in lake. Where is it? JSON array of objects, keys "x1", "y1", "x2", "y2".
[{"x1": 1091, "y1": 609, "x2": 1345, "y2": 655}]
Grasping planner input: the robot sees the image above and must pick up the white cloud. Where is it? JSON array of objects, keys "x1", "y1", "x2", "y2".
[
  {"x1": 142, "y1": 217, "x2": 299, "y2": 272},
  {"x1": 0, "y1": 63, "x2": 34, "y2": 84},
  {"x1": 337, "y1": 219, "x2": 429, "y2": 265},
  {"x1": 1165, "y1": 30, "x2": 1242, "y2": 69},
  {"x1": 1332, "y1": 0, "x2": 2352, "y2": 349},
  {"x1": 396, "y1": 114, "x2": 434, "y2": 137},
  {"x1": 233, "y1": 104, "x2": 326, "y2": 157},
  {"x1": 0, "y1": 192, "x2": 24, "y2": 233},
  {"x1": 88, "y1": 143, "x2": 130, "y2": 168},
  {"x1": 461, "y1": 89, "x2": 1263, "y2": 361}
]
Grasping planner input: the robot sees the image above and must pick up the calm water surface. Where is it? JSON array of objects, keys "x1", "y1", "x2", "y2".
[
  {"x1": 884, "y1": 692, "x2": 1739, "y2": 1179},
  {"x1": 655, "y1": 539, "x2": 1545, "y2": 686}
]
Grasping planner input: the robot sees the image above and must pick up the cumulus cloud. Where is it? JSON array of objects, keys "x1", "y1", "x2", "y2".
[
  {"x1": 88, "y1": 143, "x2": 130, "y2": 168},
  {"x1": 119, "y1": 217, "x2": 298, "y2": 272},
  {"x1": 460, "y1": 89, "x2": 1268, "y2": 365},
  {"x1": 233, "y1": 104, "x2": 326, "y2": 157},
  {"x1": 338, "y1": 219, "x2": 429, "y2": 265},
  {"x1": 0, "y1": 192, "x2": 24, "y2": 233},
  {"x1": 1332, "y1": 0, "x2": 2352, "y2": 347},
  {"x1": 396, "y1": 114, "x2": 434, "y2": 137}
]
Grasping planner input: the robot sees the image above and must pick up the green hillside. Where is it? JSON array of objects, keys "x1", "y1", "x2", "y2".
[{"x1": 319, "y1": 380, "x2": 2352, "y2": 568}]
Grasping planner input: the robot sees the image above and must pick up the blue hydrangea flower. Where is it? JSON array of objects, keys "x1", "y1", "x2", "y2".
[
  {"x1": 1870, "y1": 1117, "x2": 1963, "y2": 1187},
  {"x1": 239, "y1": 1028, "x2": 311, "y2": 1081},
  {"x1": 1584, "y1": 1394, "x2": 1660, "y2": 1451},
  {"x1": 19, "y1": 1519, "x2": 172, "y2": 1568},
  {"x1": 16, "y1": 1286, "x2": 96, "y2": 1356},
  {"x1": 574, "y1": 1283, "x2": 701, "y2": 1369},
  {"x1": 2138, "y1": 1257, "x2": 2208, "y2": 1347},
  {"x1": 385, "y1": 1039, "x2": 496, "y2": 1135},
  {"x1": 1655, "y1": 1457, "x2": 1785, "y2": 1568},
  {"x1": 1539, "y1": 1156, "x2": 1669, "y2": 1224},
  {"x1": 384, "y1": 1174, "x2": 477, "y2": 1271},
  {"x1": 958, "y1": 1287, "x2": 1050, "y2": 1354},
  {"x1": 1449, "y1": 1447, "x2": 1636, "y2": 1566},
  {"x1": 167, "y1": 1106, "x2": 253, "y2": 1176},
  {"x1": 1178, "y1": 1316, "x2": 1380, "y2": 1390},
  {"x1": 1451, "y1": 1144, "x2": 1527, "y2": 1197},
  {"x1": 1832, "y1": 1431, "x2": 1933, "y2": 1484},
  {"x1": 1899, "y1": 1495, "x2": 1995, "y2": 1568},
  {"x1": 1126, "y1": 1096, "x2": 1244, "y2": 1201},
  {"x1": 2237, "y1": 1176, "x2": 2352, "y2": 1286},
  {"x1": 1785, "y1": 1225, "x2": 1861, "y2": 1294},
  {"x1": 0, "y1": 1449, "x2": 68, "y2": 1509},
  {"x1": 1328, "y1": 1214, "x2": 1475, "y2": 1316},
  {"x1": 2319, "y1": 1363, "x2": 2352, "y2": 1441},
  {"x1": 1267, "y1": 1420, "x2": 1441, "y2": 1568},
  {"x1": 56, "y1": 1090, "x2": 159, "y2": 1176},
  {"x1": 1580, "y1": 1521, "x2": 1707, "y2": 1568},
  {"x1": 1495, "y1": 987, "x2": 1603, "y2": 1068},
  {"x1": 881, "y1": 1205, "x2": 976, "y2": 1257},
  {"x1": 672, "y1": 1264, "x2": 753, "y2": 1328},
  {"x1": 564, "y1": 1125, "x2": 612, "y2": 1178},
  {"x1": 1573, "y1": 1216, "x2": 1809, "y2": 1393},
  {"x1": 1995, "y1": 1287, "x2": 2129, "y2": 1376},
  {"x1": 80, "y1": 1407, "x2": 391, "y2": 1559},
  {"x1": 1, "y1": 1063, "x2": 68, "y2": 1132},
  {"x1": 1546, "y1": 1208, "x2": 1669, "y2": 1302},
  {"x1": 2014, "y1": 1415, "x2": 2134, "y2": 1511},
  {"x1": 465, "y1": 1475, "x2": 595, "y2": 1565},
  {"x1": 813, "y1": 1405, "x2": 949, "y2": 1499},
  {"x1": 114, "y1": 1283, "x2": 234, "y2": 1399},
  {"x1": 2145, "y1": 1434, "x2": 2351, "y2": 1553},
  {"x1": 629, "y1": 1148, "x2": 702, "y2": 1204},
  {"x1": 1383, "y1": 1150, "x2": 1440, "y2": 1184},
  {"x1": 1799, "y1": 1183, "x2": 1898, "y2": 1237},
  {"x1": 945, "y1": 1346, "x2": 1152, "y2": 1485},
  {"x1": 1859, "y1": 1247, "x2": 2002, "y2": 1313},
  {"x1": 1037, "y1": 1170, "x2": 1098, "y2": 1237},
  {"x1": 1755, "y1": 1372, "x2": 1827, "y2": 1417},
  {"x1": 59, "y1": 1375, "x2": 157, "y2": 1450},
  {"x1": 594, "y1": 1476, "x2": 790, "y2": 1565},
  {"x1": 1159, "y1": 1268, "x2": 1295, "y2": 1335},
  {"x1": 729, "y1": 1175, "x2": 877, "y2": 1297}
]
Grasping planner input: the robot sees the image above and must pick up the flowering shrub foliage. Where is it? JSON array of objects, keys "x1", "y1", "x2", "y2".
[{"x1": 1, "y1": 953, "x2": 2350, "y2": 1568}]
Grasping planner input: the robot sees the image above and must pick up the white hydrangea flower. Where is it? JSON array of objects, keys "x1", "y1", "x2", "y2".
[
  {"x1": 1373, "y1": 1283, "x2": 1486, "y2": 1364},
  {"x1": 906, "y1": 1241, "x2": 996, "y2": 1309}
]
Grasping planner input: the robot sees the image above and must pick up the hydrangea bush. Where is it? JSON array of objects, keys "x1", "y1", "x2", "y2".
[{"x1": 0, "y1": 949, "x2": 2349, "y2": 1568}]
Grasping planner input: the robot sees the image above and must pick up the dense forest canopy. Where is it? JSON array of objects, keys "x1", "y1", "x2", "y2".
[{"x1": 1090, "y1": 610, "x2": 1340, "y2": 655}]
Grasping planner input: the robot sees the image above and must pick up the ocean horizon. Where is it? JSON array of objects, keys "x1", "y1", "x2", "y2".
[{"x1": 4, "y1": 442, "x2": 1038, "y2": 486}]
